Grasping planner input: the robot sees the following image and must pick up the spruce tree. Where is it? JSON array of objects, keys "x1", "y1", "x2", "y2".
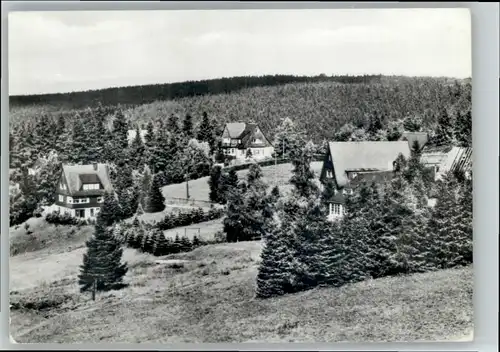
[
  {"x1": 455, "y1": 109, "x2": 472, "y2": 147},
  {"x1": 255, "y1": 214, "x2": 297, "y2": 298},
  {"x1": 68, "y1": 117, "x2": 91, "y2": 164},
  {"x1": 240, "y1": 163, "x2": 269, "y2": 241},
  {"x1": 197, "y1": 111, "x2": 216, "y2": 152},
  {"x1": 97, "y1": 192, "x2": 122, "y2": 227},
  {"x1": 289, "y1": 141, "x2": 319, "y2": 199},
  {"x1": 145, "y1": 174, "x2": 166, "y2": 213},
  {"x1": 223, "y1": 184, "x2": 246, "y2": 242},
  {"x1": 183, "y1": 113, "x2": 194, "y2": 138},
  {"x1": 78, "y1": 204, "x2": 128, "y2": 294},
  {"x1": 219, "y1": 168, "x2": 239, "y2": 204},
  {"x1": 129, "y1": 125, "x2": 146, "y2": 170},
  {"x1": 112, "y1": 110, "x2": 129, "y2": 151},
  {"x1": 434, "y1": 107, "x2": 454, "y2": 146}
]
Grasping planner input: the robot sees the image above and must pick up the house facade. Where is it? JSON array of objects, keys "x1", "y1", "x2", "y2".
[
  {"x1": 220, "y1": 122, "x2": 274, "y2": 163},
  {"x1": 320, "y1": 141, "x2": 411, "y2": 221},
  {"x1": 54, "y1": 163, "x2": 113, "y2": 220},
  {"x1": 421, "y1": 145, "x2": 472, "y2": 181}
]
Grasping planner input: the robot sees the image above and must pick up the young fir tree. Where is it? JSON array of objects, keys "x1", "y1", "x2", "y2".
[
  {"x1": 289, "y1": 141, "x2": 319, "y2": 199},
  {"x1": 424, "y1": 173, "x2": 464, "y2": 269},
  {"x1": 223, "y1": 184, "x2": 246, "y2": 242},
  {"x1": 255, "y1": 212, "x2": 297, "y2": 298},
  {"x1": 129, "y1": 125, "x2": 146, "y2": 170},
  {"x1": 68, "y1": 117, "x2": 91, "y2": 164},
  {"x1": 112, "y1": 110, "x2": 129, "y2": 151},
  {"x1": 78, "y1": 203, "x2": 128, "y2": 294},
  {"x1": 97, "y1": 192, "x2": 123, "y2": 227},
  {"x1": 434, "y1": 107, "x2": 454, "y2": 146},
  {"x1": 151, "y1": 229, "x2": 167, "y2": 256},
  {"x1": 145, "y1": 174, "x2": 166, "y2": 213},
  {"x1": 180, "y1": 236, "x2": 192, "y2": 252},
  {"x1": 240, "y1": 163, "x2": 269, "y2": 241},
  {"x1": 196, "y1": 111, "x2": 216, "y2": 153},
  {"x1": 183, "y1": 113, "x2": 194, "y2": 138},
  {"x1": 455, "y1": 109, "x2": 472, "y2": 147}
]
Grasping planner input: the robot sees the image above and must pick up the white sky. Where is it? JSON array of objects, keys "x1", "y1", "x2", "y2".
[{"x1": 9, "y1": 8, "x2": 471, "y2": 96}]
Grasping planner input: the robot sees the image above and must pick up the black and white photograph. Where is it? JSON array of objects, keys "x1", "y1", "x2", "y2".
[{"x1": 8, "y1": 8, "x2": 473, "y2": 343}]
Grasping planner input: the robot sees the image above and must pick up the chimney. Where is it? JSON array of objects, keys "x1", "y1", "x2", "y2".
[{"x1": 92, "y1": 162, "x2": 98, "y2": 171}]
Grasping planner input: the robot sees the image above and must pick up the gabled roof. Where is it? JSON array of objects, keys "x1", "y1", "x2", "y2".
[
  {"x1": 223, "y1": 122, "x2": 272, "y2": 148},
  {"x1": 401, "y1": 131, "x2": 429, "y2": 150},
  {"x1": 61, "y1": 163, "x2": 113, "y2": 196},
  {"x1": 224, "y1": 123, "x2": 248, "y2": 139},
  {"x1": 328, "y1": 141, "x2": 411, "y2": 187}
]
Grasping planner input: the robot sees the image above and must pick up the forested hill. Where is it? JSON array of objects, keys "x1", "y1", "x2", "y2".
[
  {"x1": 10, "y1": 74, "x2": 382, "y2": 110},
  {"x1": 9, "y1": 75, "x2": 471, "y2": 143}
]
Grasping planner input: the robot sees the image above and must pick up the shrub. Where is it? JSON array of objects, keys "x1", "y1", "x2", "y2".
[{"x1": 45, "y1": 211, "x2": 87, "y2": 226}]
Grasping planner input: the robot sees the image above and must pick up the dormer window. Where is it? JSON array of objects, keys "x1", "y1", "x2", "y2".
[
  {"x1": 83, "y1": 183, "x2": 100, "y2": 191},
  {"x1": 60, "y1": 182, "x2": 67, "y2": 190},
  {"x1": 326, "y1": 170, "x2": 333, "y2": 178}
]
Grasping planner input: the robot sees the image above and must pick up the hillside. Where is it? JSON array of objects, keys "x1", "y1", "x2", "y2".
[
  {"x1": 9, "y1": 76, "x2": 471, "y2": 143},
  {"x1": 10, "y1": 238, "x2": 473, "y2": 343},
  {"x1": 162, "y1": 161, "x2": 324, "y2": 202}
]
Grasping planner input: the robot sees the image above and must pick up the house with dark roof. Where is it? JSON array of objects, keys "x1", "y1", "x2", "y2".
[
  {"x1": 54, "y1": 163, "x2": 113, "y2": 220},
  {"x1": 320, "y1": 141, "x2": 411, "y2": 221},
  {"x1": 220, "y1": 122, "x2": 274, "y2": 163}
]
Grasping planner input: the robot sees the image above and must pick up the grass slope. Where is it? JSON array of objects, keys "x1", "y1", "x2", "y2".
[
  {"x1": 163, "y1": 161, "x2": 323, "y2": 202},
  {"x1": 10, "y1": 239, "x2": 473, "y2": 343}
]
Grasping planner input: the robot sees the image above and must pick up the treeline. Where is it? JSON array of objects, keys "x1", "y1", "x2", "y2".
[
  {"x1": 252, "y1": 139, "x2": 472, "y2": 298},
  {"x1": 10, "y1": 74, "x2": 382, "y2": 110},
  {"x1": 123, "y1": 77, "x2": 471, "y2": 143}
]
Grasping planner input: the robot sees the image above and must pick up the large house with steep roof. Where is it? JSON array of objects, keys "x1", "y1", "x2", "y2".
[
  {"x1": 320, "y1": 141, "x2": 411, "y2": 221},
  {"x1": 54, "y1": 163, "x2": 113, "y2": 220},
  {"x1": 220, "y1": 122, "x2": 274, "y2": 163}
]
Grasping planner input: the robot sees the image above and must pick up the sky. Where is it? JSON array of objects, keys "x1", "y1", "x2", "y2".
[{"x1": 9, "y1": 8, "x2": 472, "y2": 96}]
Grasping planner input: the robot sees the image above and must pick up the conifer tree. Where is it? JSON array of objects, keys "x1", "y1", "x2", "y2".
[
  {"x1": 142, "y1": 230, "x2": 155, "y2": 254},
  {"x1": 197, "y1": 111, "x2": 216, "y2": 153},
  {"x1": 223, "y1": 184, "x2": 246, "y2": 242},
  {"x1": 78, "y1": 200, "x2": 128, "y2": 294},
  {"x1": 183, "y1": 113, "x2": 194, "y2": 138},
  {"x1": 289, "y1": 141, "x2": 319, "y2": 199},
  {"x1": 219, "y1": 168, "x2": 239, "y2": 204},
  {"x1": 97, "y1": 192, "x2": 122, "y2": 227},
  {"x1": 145, "y1": 174, "x2": 166, "y2": 213},
  {"x1": 403, "y1": 115, "x2": 423, "y2": 132},
  {"x1": 455, "y1": 109, "x2": 472, "y2": 147},
  {"x1": 434, "y1": 107, "x2": 454, "y2": 146},
  {"x1": 255, "y1": 213, "x2": 297, "y2": 298},
  {"x1": 208, "y1": 166, "x2": 222, "y2": 203},
  {"x1": 240, "y1": 163, "x2": 269, "y2": 241},
  {"x1": 367, "y1": 112, "x2": 383, "y2": 136},
  {"x1": 129, "y1": 125, "x2": 146, "y2": 170},
  {"x1": 112, "y1": 110, "x2": 129, "y2": 151},
  {"x1": 68, "y1": 117, "x2": 91, "y2": 164}
]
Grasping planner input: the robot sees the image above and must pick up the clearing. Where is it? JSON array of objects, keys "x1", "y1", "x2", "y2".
[
  {"x1": 10, "y1": 237, "x2": 473, "y2": 343},
  {"x1": 162, "y1": 161, "x2": 323, "y2": 202}
]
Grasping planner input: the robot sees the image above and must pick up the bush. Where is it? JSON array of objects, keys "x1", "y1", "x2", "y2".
[
  {"x1": 45, "y1": 211, "x2": 87, "y2": 226},
  {"x1": 155, "y1": 207, "x2": 224, "y2": 231}
]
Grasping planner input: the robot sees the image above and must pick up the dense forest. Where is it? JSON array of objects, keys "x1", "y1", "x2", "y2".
[
  {"x1": 10, "y1": 75, "x2": 471, "y2": 144},
  {"x1": 10, "y1": 74, "x2": 382, "y2": 110}
]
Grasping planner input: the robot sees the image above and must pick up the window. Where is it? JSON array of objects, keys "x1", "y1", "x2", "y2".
[
  {"x1": 90, "y1": 208, "x2": 95, "y2": 217},
  {"x1": 97, "y1": 197, "x2": 104, "y2": 203},
  {"x1": 83, "y1": 183, "x2": 100, "y2": 190},
  {"x1": 67, "y1": 196, "x2": 73, "y2": 204},
  {"x1": 326, "y1": 170, "x2": 333, "y2": 178},
  {"x1": 329, "y1": 203, "x2": 342, "y2": 216},
  {"x1": 60, "y1": 183, "x2": 67, "y2": 190},
  {"x1": 74, "y1": 198, "x2": 90, "y2": 204},
  {"x1": 76, "y1": 209, "x2": 85, "y2": 218},
  {"x1": 58, "y1": 195, "x2": 64, "y2": 202}
]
